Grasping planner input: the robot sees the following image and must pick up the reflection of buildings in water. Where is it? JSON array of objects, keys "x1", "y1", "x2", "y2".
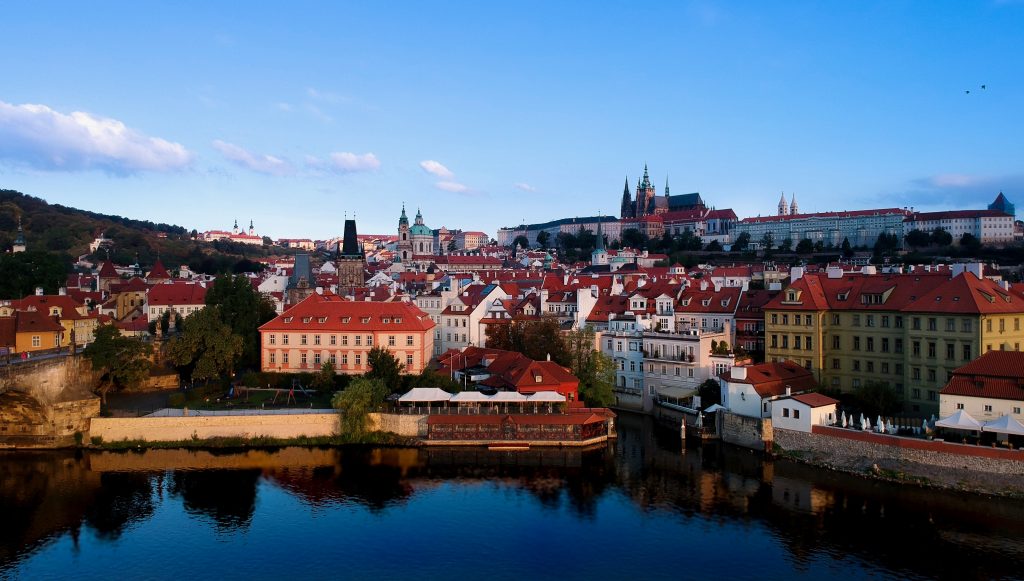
[
  {"x1": 770, "y1": 475, "x2": 834, "y2": 515},
  {"x1": 169, "y1": 470, "x2": 261, "y2": 530}
]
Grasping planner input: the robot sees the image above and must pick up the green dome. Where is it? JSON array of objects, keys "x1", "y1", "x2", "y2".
[{"x1": 410, "y1": 224, "x2": 432, "y2": 236}]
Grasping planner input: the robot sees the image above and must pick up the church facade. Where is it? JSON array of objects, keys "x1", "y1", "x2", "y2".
[{"x1": 620, "y1": 165, "x2": 706, "y2": 219}]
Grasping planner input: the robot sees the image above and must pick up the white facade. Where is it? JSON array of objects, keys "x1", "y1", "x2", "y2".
[
  {"x1": 772, "y1": 397, "x2": 837, "y2": 433},
  {"x1": 732, "y1": 209, "x2": 909, "y2": 249},
  {"x1": 600, "y1": 315, "x2": 649, "y2": 411},
  {"x1": 939, "y1": 393, "x2": 1024, "y2": 424},
  {"x1": 904, "y1": 212, "x2": 1015, "y2": 245},
  {"x1": 720, "y1": 373, "x2": 773, "y2": 419},
  {"x1": 643, "y1": 328, "x2": 731, "y2": 409}
]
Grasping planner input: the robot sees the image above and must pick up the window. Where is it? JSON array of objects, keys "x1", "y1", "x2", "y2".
[
  {"x1": 853, "y1": 360, "x2": 861, "y2": 372},
  {"x1": 947, "y1": 343, "x2": 955, "y2": 360},
  {"x1": 342, "y1": 335, "x2": 348, "y2": 346},
  {"x1": 407, "y1": 354, "x2": 414, "y2": 366},
  {"x1": 895, "y1": 316, "x2": 903, "y2": 328},
  {"x1": 301, "y1": 334, "x2": 307, "y2": 345},
  {"x1": 987, "y1": 319, "x2": 993, "y2": 332},
  {"x1": 771, "y1": 335, "x2": 778, "y2": 348},
  {"x1": 771, "y1": 314, "x2": 778, "y2": 325},
  {"x1": 832, "y1": 336, "x2": 840, "y2": 349},
  {"x1": 881, "y1": 362, "x2": 889, "y2": 374},
  {"x1": 832, "y1": 314, "x2": 840, "y2": 325},
  {"x1": 1000, "y1": 319, "x2": 1006, "y2": 332},
  {"x1": 782, "y1": 408, "x2": 790, "y2": 418},
  {"x1": 1014, "y1": 407, "x2": 1022, "y2": 414},
  {"x1": 407, "y1": 335, "x2": 414, "y2": 346},
  {"x1": 301, "y1": 353, "x2": 307, "y2": 365},
  {"x1": 912, "y1": 367, "x2": 921, "y2": 380},
  {"x1": 927, "y1": 369, "x2": 936, "y2": 382},
  {"x1": 314, "y1": 335, "x2": 321, "y2": 346},
  {"x1": 956, "y1": 402, "x2": 964, "y2": 410},
  {"x1": 793, "y1": 409, "x2": 800, "y2": 419},
  {"x1": 852, "y1": 314, "x2": 861, "y2": 327},
  {"x1": 984, "y1": 404, "x2": 993, "y2": 412},
  {"x1": 314, "y1": 353, "x2": 321, "y2": 365},
  {"x1": 367, "y1": 335, "x2": 374, "y2": 346},
  {"x1": 330, "y1": 335, "x2": 336, "y2": 346},
  {"x1": 782, "y1": 314, "x2": 789, "y2": 325},
  {"x1": 355, "y1": 354, "x2": 361, "y2": 366},
  {"x1": 852, "y1": 378, "x2": 861, "y2": 388},
  {"x1": 355, "y1": 336, "x2": 361, "y2": 346},
  {"x1": 794, "y1": 336, "x2": 802, "y2": 350},
  {"x1": 853, "y1": 337, "x2": 861, "y2": 351},
  {"x1": 866, "y1": 361, "x2": 874, "y2": 373},
  {"x1": 805, "y1": 315, "x2": 812, "y2": 326},
  {"x1": 882, "y1": 338, "x2": 890, "y2": 353},
  {"x1": 806, "y1": 337, "x2": 812, "y2": 350},
  {"x1": 912, "y1": 341, "x2": 921, "y2": 356},
  {"x1": 629, "y1": 361, "x2": 635, "y2": 372},
  {"x1": 388, "y1": 335, "x2": 396, "y2": 346},
  {"x1": 866, "y1": 337, "x2": 874, "y2": 352},
  {"x1": 962, "y1": 319, "x2": 972, "y2": 333},
  {"x1": 928, "y1": 318, "x2": 937, "y2": 331},
  {"x1": 912, "y1": 317, "x2": 921, "y2": 330},
  {"x1": 928, "y1": 342, "x2": 936, "y2": 358},
  {"x1": 329, "y1": 354, "x2": 336, "y2": 365},
  {"x1": 270, "y1": 352, "x2": 276, "y2": 364},
  {"x1": 881, "y1": 316, "x2": 890, "y2": 328},
  {"x1": 866, "y1": 315, "x2": 875, "y2": 327},
  {"x1": 946, "y1": 318, "x2": 956, "y2": 332},
  {"x1": 782, "y1": 336, "x2": 789, "y2": 349},
  {"x1": 283, "y1": 352, "x2": 289, "y2": 364},
  {"x1": 912, "y1": 388, "x2": 922, "y2": 399},
  {"x1": 283, "y1": 335, "x2": 289, "y2": 345},
  {"x1": 832, "y1": 358, "x2": 840, "y2": 370},
  {"x1": 342, "y1": 354, "x2": 348, "y2": 365}
]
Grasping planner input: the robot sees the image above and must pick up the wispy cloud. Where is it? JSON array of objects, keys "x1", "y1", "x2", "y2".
[
  {"x1": 327, "y1": 152, "x2": 380, "y2": 173},
  {"x1": 275, "y1": 102, "x2": 293, "y2": 112},
  {"x1": 212, "y1": 140, "x2": 293, "y2": 175},
  {"x1": 879, "y1": 172, "x2": 1024, "y2": 211},
  {"x1": 0, "y1": 100, "x2": 192, "y2": 173},
  {"x1": 419, "y1": 160, "x2": 454, "y2": 179},
  {"x1": 435, "y1": 180, "x2": 470, "y2": 193},
  {"x1": 514, "y1": 182, "x2": 536, "y2": 192}
]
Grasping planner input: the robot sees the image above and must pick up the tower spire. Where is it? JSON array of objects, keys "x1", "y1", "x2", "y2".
[
  {"x1": 620, "y1": 176, "x2": 633, "y2": 219},
  {"x1": 665, "y1": 176, "x2": 670, "y2": 196}
]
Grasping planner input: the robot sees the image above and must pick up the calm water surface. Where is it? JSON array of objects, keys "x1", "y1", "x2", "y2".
[{"x1": 2, "y1": 413, "x2": 1023, "y2": 580}]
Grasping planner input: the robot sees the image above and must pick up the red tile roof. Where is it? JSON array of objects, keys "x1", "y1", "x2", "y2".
[
  {"x1": 147, "y1": 282, "x2": 208, "y2": 306},
  {"x1": 789, "y1": 392, "x2": 839, "y2": 408},
  {"x1": 259, "y1": 292, "x2": 435, "y2": 332},
  {"x1": 740, "y1": 208, "x2": 909, "y2": 224},
  {"x1": 723, "y1": 361, "x2": 818, "y2": 398},
  {"x1": 98, "y1": 261, "x2": 119, "y2": 278},
  {"x1": 147, "y1": 259, "x2": 171, "y2": 280}
]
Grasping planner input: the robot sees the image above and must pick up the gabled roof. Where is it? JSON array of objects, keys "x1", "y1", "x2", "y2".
[
  {"x1": 148, "y1": 282, "x2": 208, "y2": 306},
  {"x1": 903, "y1": 272, "x2": 1019, "y2": 314},
  {"x1": 259, "y1": 292, "x2": 434, "y2": 332},
  {"x1": 147, "y1": 259, "x2": 171, "y2": 280},
  {"x1": 97, "y1": 261, "x2": 119, "y2": 278},
  {"x1": 723, "y1": 361, "x2": 818, "y2": 398},
  {"x1": 788, "y1": 392, "x2": 839, "y2": 408}
]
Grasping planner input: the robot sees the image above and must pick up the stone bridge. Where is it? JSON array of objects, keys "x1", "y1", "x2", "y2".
[{"x1": 0, "y1": 355, "x2": 100, "y2": 448}]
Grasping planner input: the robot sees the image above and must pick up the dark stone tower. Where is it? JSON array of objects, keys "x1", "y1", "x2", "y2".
[
  {"x1": 620, "y1": 177, "x2": 633, "y2": 219},
  {"x1": 635, "y1": 164, "x2": 656, "y2": 217},
  {"x1": 337, "y1": 219, "x2": 367, "y2": 293}
]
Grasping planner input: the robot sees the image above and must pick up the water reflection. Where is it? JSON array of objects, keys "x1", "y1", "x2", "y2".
[{"x1": 2, "y1": 414, "x2": 1024, "y2": 579}]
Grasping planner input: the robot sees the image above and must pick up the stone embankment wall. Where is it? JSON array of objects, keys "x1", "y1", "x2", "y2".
[
  {"x1": 775, "y1": 427, "x2": 1024, "y2": 475},
  {"x1": 89, "y1": 412, "x2": 426, "y2": 442},
  {"x1": 367, "y1": 413, "x2": 427, "y2": 437},
  {"x1": 720, "y1": 412, "x2": 772, "y2": 451},
  {"x1": 0, "y1": 355, "x2": 97, "y2": 404}
]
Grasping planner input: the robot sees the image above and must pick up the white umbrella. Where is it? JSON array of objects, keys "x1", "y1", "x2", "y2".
[
  {"x1": 862, "y1": 417, "x2": 869, "y2": 431},
  {"x1": 935, "y1": 410, "x2": 983, "y2": 431},
  {"x1": 860, "y1": 413, "x2": 866, "y2": 428},
  {"x1": 981, "y1": 414, "x2": 1024, "y2": 436},
  {"x1": 877, "y1": 416, "x2": 885, "y2": 432},
  {"x1": 841, "y1": 412, "x2": 848, "y2": 428},
  {"x1": 887, "y1": 420, "x2": 897, "y2": 434},
  {"x1": 921, "y1": 418, "x2": 929, "y2": 432}
]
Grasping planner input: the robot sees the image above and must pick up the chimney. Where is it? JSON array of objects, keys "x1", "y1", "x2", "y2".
[
  {"x1": 35, "y1": 287, "x2": 43, "y2": 296},
  {"x1": 58, "y1": 287, "x2": 67, "y2": 296},
  {"x1": 785, "y1": 386, "x2": 792, "y2": 396},
  {"x1": 732, "y1": 366, "x2": 747, "y2": 380}
]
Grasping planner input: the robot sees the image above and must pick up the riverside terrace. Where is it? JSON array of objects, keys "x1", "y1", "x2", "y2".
[{"x1": 393, "y1": 388, "x2": 617, "y2": 446}]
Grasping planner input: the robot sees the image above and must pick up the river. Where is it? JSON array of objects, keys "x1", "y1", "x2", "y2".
[{"x1": 2, "y1": 412, "x2": 1023, "y2": 580}]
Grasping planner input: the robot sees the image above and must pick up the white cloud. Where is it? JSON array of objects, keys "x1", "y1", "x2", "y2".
[
  {"x1": 514, "y1": 182, "x2": 536, "y2": 192},
  {"x1": 930, "y1": 173, "x2": 978, "y2": 188},
  {"x1": 435, "y1": 180, "x2": 470, "y2": 193},
  {"x1": 327, "y1": 152, "x2": 380, "y2": 173},
  {"x1": 419, "y1": 160, "x2": 454, "y2": 179},
  {"x1": 0, "y1": 100, "x2": 192, "y2": 173},
  {"x1": 212, "y1": 140, "x2": 293, "y2": 175}
]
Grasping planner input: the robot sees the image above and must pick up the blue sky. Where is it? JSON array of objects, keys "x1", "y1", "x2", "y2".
[{"x1": 1, "y1": 1, "x2": 1022, "y2": 239}]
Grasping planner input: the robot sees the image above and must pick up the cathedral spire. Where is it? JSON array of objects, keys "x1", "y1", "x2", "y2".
[
  {"x1": 620, "y1": 176, "x2": 633, "y2": 219},
  {"x1": 778, "y1": 192, "x2": 788, "y2": 216},
  {"x1": 790, "y1": 193, "x2": 799, "y2": 215},
  {"x1": 399, "y1": 203, "x2": 409, "y2": 225},
  {"x1": 665, "y1": 176, "x2": 670, "y2": 196}
]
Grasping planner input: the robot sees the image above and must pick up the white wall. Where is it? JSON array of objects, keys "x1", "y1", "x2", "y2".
[{"x1": 939, "y1": 393, "x2": 1024, "y2": 422}]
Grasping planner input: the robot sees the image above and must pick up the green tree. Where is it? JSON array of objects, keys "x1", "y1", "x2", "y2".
[
  {"x1": 0, "y1": 251, "x2": 70, "y2": 298},
  {"x1": 732, "y1": 232, "x2": 751, "y2": 252},
  {"x1": 931, "y1": 228, "x2": 953, "y2": 247},
  {"x1": 841, "y1": 237, "x2": 854, "y2": 258},
  {"x1": 512, "y1": 234, "x2": 530, "y2": 249},
  {"x1": 854, "y1": 381, "x2": 903, "y2": 418},
  {"x1": 705, "y1": 240, "x2": 723, "y2": 252},
  {"x1": 447, "y1": 238, "x2": 457, "y2": 253},
  {"x1": 166, "y1": 306, "x2": 243, "y2": 383},
  {"x1": 760, "y1": 232, "x2": 775, "y2": 251},
  {"x1": 562, "y1": 325, "x2": 615, "y2": 406},
  {"x1": 173, "y1": 311, "x2": 183, "y2": 332},
  {"x1": 160, "y1": 310, "x2": 171, "y2": 336},
  {"x1": 777, "y1": 238, "x2": 793, "y2": 253},
  {"x1": 960, "y1": 232, "x2": 982, "y2": 255},
  {"x1": 311, "y1": 360, "x2": 337, "y2": 391},
  {"x1": 795, "y1": 239, "x2": 815, "y2": 254},
  {"x1": 873, "y1": 233, "x2": 901, "y2": 257},
  {"x1": 84, "y1": 325, "x2": 154, "y2": 401},
  {"x1": 485, "y1": 316, "x2": 568, "y2": 365},
  {"x1": 204, "y1": 274, "x2": 277, "y2": 369},
  {"x1": 404, "y1": 368, "x2": 464, "y2": 393},
  {"x1": 331, "y1": 376, "x2": 388, "y2": 435},
  {"x1": 905, "y1": 229, "x2": 931, "y2": 248},
  {"x1": 536, "y1": 230, "x2": 550, "y2": 249},
  {"x1": 365, "y1": 346, "x2": 405, "y2": 392},
  {"x1": 620, "y1": 228, "x2": 646, "y2": 249},
  {"x1": 698, "y1": 378, "x2": 721, "y2": 407}
]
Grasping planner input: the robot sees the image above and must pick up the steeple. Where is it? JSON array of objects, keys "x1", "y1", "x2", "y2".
[
  {"x1": 596, "y1": 215, "x2": 605, "y2": 251},
  {"x1": 640, "y1": 164, "x2": 652, "y2": 191},
  {"x1": 415, "y1": 208, "x2": 424, "y2": 225},
  {"x1": 665, "y1": 176, "x2": 670, "y2": 196},
  {"x1": 778, "y1": 192, "x2": 788, "y2": 216},
  {"x1": 399, "y1": 203, "x2": 409, "y2": 225},
  {"x1": 12, "y1": 217, "x2": 25, "y2": 253},
  {"x1": 620, "y1": 176, "x2": 633, "y2": 219},
  {"x1": 789, "y1": 193, "x2": 799, "y2": 215}
]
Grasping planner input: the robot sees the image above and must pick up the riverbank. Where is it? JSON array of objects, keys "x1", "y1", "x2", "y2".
[{"x1": 772, "y1": 427, "x2": 1024, "y2": 498}]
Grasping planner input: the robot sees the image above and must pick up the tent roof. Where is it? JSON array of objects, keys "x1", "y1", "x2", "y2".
[
  {"x1": 935, "y1": 409, "x2": 983, "y2": 430},
  {"x1": 490, "y1": 391, "x2": 528, "y2": 402},
  {"x1": 449, "y1": 391, "x2": 490, "y2": 402},
  {"x1": 982, "y1": 414, "x2": 1024, "y2": 435},
  {"x1": 398, "y1": 387, "x2": 452, "y2": 403},
  {"x1": 526, "y1": 391, "x2": 566, "y2": 402},
  {"x1": 704, "y1": 403, "x2": 726, "y2": 413}
]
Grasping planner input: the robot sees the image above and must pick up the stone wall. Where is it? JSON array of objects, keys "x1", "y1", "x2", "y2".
[
  {"x1": 775, "y1": 427, "x2": 1024, "y2": 475},
  {"x1": 720, "y1": 412, "x2": 772, "y2": 451},
  {"x1": 367, "y1": 413, "x2": 427, "y2": 437},
  {"x1": 0, "y1": 355, "x2": 97, "y2": 405},
  {"x1": 89, "y1": 413, "x2": 340, "y2": 442}
]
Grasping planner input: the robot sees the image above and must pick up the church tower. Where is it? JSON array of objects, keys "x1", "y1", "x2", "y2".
[
  {"x1": 12, "y1": 217, "x2": 26, "y2": 253},
  {"x1": 232, "y1": 219, "x2": 239, "y2": 235},
  {"x1": 592, "y1": 215, "x2": 608, "y2": 267},
  {"x1": 789, "y1": 194, "x2": 799, "y2": 216},
  {"x1": 778, "y1": 193, "x2": 788, "y2": 216},
  {"x1": 397, "y1": 204, "x2": 412, "y2": 262},
  {"x1": 635, "y1": 165, "x2": 656, "y2": 217},
  {"x1": 410, "y1": 208, "x2": 434, "y2": 255},
  {"x1": 337, "y1": 218, "x2": 367, "y2": 293},
  {"x1": 248, "y1": 219, "x2": 255, "y2": 236},
  {"x1": 620, "y1": 177, "x2": 633, "y2": 219}
]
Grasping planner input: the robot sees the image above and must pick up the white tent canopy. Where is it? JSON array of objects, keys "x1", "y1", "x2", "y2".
[
  {"x1": 982, "y1": 414, "x2": 1024, "y2": 436},
  {"x1": 526, "y1": 391, "x2": 567, "y2": 403},
  {"x1": 935, "y1": 410, "x2": 983, "y2": 431},
  {"x1": 399, "y1": 387, "x2": 453, "y2": 403},
  {"x1": 704, "y1": 403, "x2": 726, "y2": 413},
  {"x1": 450, "y1": 391, "x2": 491, "y2": 403},
  {"x1": 490, "y1": 391, "x2": 528, "y2": 402}
]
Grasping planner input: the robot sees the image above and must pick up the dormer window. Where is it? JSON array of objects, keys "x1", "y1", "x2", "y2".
[
  {"x1": 382, "y1": 318, "x2": 390, "y2": 324},
  {"x1": 342, "y1": 317, "x2": 351, "y2": 323},
  {"x1": 702, "y1": 299, "x2": 711, "y2": 306},
  {"x1": 283, "y1": 317, "x2": 293, "y2": 323},
  {"x1": 361, "y1": 317, "x2": 371, "y2": 323},
  {"x1": 318, "y1": 317, "x2": 327, "y2": 323},
  {"x1": 302, "y1": 317, "x2": 311, "y2": 323},
  {"x1": 394, "y1": 317, "x2": 402, "y2": 323}
]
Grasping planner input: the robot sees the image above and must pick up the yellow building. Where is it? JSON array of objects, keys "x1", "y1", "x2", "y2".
[
  {"x1": 765, "y1": 269, "x2": 1024, "y2": 415},
  {"x1": 0, "y1": 304, "x2": 65, "y2": 355},
  {"x1": 14, "y1": 295, "x2": 101, "y2": 349}
]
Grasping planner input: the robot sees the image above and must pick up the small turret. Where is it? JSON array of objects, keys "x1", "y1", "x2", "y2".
[
  {"x1": 12, "y1": 217, "x2": 26, "y2": 253},
  {"x1": 778, "y1": 192, "x2": 788, "y2": 216},
  {"x1": 790, "y1": 193, "x2": 799, "y2": 215}
]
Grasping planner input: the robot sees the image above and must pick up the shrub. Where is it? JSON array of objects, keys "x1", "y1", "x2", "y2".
[{"x1": 167, "y1": 393, "x2": 186, "y2": 407}]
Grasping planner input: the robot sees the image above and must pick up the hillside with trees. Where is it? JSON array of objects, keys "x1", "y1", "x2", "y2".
[{"x1": 0, "y1": 189, "x2": 289, "y2": 279}]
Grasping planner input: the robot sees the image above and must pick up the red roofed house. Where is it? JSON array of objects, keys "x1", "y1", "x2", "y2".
[
  {"x1": 940, "y1": 350, "x2": 1024, "y2": 424},
  {"x1": 771, "y1": 392, "x2": 839, "y2": 433},
  {"x1": 0, "y1": 302, "x2": 65, "y2": 355},
  {"x1": 439, "y1": 345, "x2": 579, "y2": 401},
  {"x1": 258, "y1": 293, "x2": 435, "y2": 376},
  {"x1": 720, "y1": 361, "x2": 819, "y2": 419},
  {"x1": 146, "y1": 281, "x2": 208, "y2": 322},
  {"x1": 13, "y1": 293, "x2": 101, "y2": 347}
]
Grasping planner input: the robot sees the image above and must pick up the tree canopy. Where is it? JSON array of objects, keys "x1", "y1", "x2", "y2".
[
  {"x1": 365, "y1": 346, "x2": 406, "y2": 392},
  {"x1": 166, "y1": 306, "x2": 243, "y2": 383},
  {"x1": 83, "y1": 325, "x2": 154, "y2": 399},
  {"x1": 485, "y1": 317, "x2": 569, "y2": 366},
  {"x1": 204, "y1": 274, "x2": 277, "y2": 369},
  {"x1": 0, "y1": 251, "x2": 70, "y2": 299},
  {"x1": 331, "y1": 377, "x2": 388, "y2": 435}
]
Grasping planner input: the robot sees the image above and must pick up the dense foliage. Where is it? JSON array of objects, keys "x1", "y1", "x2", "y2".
[
  {"x1": 0, "y1": 251, "x2": 70, "y2": 298},
  {"x1": 204, "y1": 274, "x2": 277, "y2": 369},
  {"x1": 485, "y1": 317, "x2": 569, "y2": 365},
  {"x1": 331, "y1": 377, "x2": 389, "y2": 435},
  {"x1": 365, "y1": 346, "x2": 406, "y2": 391},
  {"x1": 83, "y1": 326, "x2": 154, "y2": 399},
  {"x1": 166, "y1": 306, "x2": 243, "y2": 383}
]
